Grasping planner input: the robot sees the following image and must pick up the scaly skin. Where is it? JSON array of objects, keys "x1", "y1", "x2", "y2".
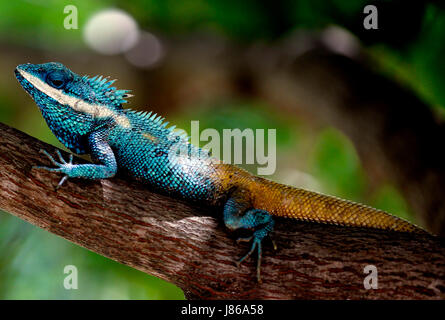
[
  {"x1": 212, "y1": 163, "x2": 421, "y2": 232},
  {"x1": 15, "y1": 62, "x2": 426, "y2": 282}
]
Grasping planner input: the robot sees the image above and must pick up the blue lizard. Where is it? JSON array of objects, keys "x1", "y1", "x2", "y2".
[{"x1": 15, "y1": 62, "x2": 424, "y2": 282}]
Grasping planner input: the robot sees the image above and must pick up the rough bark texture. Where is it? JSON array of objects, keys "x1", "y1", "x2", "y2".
[{"x1": 0, "y1": 122, "x2": 444, "y2": 299}]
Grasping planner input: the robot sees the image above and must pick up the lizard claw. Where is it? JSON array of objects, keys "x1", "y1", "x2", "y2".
[
  {"x1": 56, "y1": 175, "x2": 69, "y2": 189},
  {"x1": 236, "y1": 235, "x2": 253, "y2": 244},
  {"x1": 33, "y1": 165, "x2": 62, "y2": 172},
  {"x1": 270, "y1": 236, "x2": 278, "y2": 251}
]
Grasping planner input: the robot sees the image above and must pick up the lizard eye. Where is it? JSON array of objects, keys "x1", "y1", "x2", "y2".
[{"x1": 46, "y1": 71, "x2": 68, "y2": 89}]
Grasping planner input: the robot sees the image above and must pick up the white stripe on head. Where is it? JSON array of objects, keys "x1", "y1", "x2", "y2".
[{"x1": 19, "y1": 68, "x2": 131, "y2": 128}]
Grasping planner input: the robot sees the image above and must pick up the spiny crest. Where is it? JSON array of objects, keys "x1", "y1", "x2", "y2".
[
  {"x1": 127, "y1": 109, "x2": 212, "y2": 158},
  {"x1": 128, "y1": 109, "x2": 190, "y2": 141},
  {"x1": 82, "y1": 74, "x2": 133, "y2": 107},
  {"x1": 132, "y1": 109, "x2": 211, "y2": 159}
]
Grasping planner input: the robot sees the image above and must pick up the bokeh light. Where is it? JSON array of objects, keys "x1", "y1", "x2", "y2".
[
  {"x1": 83, "y1": 8, "x2": 139, "y2": 55},
  {"x1": 125, "y1": 31, "x2": 164, "y2": 68}
]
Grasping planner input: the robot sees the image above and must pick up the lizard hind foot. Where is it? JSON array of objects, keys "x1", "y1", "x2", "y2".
[
  {"x1": 233, "y1": 209, "x2": 275, "y2": 283},
  {"x1": 223, "y1": 196, "x2": 275, "y2": 283},
  {"x1": 236, "y1": 233, "x2": 263, "y2": 282}
]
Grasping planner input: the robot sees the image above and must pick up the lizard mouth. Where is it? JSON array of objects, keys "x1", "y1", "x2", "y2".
[
  {"x1": 14, "y1": 64, "x2": 54, "y2": 109},
  {"x1": 14, "y1": 64, "x2": 33, "y2": 94},
  {"x1": 14, "y1": 64, "x2": 56, "y2": 103},
  {"x1": 15, "y1": 77, "x2": 33, "y2": 100},
  {"x1": 15, "y1": 63, "x2": 30, "y2": 77},
  {"x1": 14, "y1": 66, "x2": 24, "y2": 82}
]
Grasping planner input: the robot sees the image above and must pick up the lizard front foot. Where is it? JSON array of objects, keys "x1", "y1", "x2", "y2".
[{"x1": 34, "y1": 149, "x2": 74, "y2": 189}]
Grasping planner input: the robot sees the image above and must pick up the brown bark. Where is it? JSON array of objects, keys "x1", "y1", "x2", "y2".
[{"x1": 0, "y1": 122, "x2": 444, "y2": 299}]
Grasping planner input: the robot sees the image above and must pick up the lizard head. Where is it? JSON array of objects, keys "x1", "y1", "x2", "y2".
[{"x1": 15, "y1": 62, "x2": 132, "y2": 154}]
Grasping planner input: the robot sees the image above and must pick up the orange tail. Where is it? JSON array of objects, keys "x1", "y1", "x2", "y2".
[{"x1": 250, "y1": 178, "x2": 425, "y2": 233}]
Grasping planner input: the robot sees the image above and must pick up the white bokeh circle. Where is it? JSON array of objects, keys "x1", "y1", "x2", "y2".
[{"x1": 83, "y1": 9, "x2": 139, "y2": 55}]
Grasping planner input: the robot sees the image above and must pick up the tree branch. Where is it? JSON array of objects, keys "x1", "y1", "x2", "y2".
[{"x1": 0, "y1": 122, "x2": 444, "y2": 299}]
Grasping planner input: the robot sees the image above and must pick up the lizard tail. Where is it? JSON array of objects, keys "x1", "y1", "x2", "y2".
[{"x1": 251, "y1": 179, "x2": 426, "y2": 234}]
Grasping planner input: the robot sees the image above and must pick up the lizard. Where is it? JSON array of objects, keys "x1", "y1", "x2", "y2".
[{"x1": 14, "y1": 62, "x2": 426, "y2": 282}]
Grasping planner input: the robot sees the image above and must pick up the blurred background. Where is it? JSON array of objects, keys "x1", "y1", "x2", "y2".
[{"x1": 1, "y1": 0, "x2": 445, "y2": 299}]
